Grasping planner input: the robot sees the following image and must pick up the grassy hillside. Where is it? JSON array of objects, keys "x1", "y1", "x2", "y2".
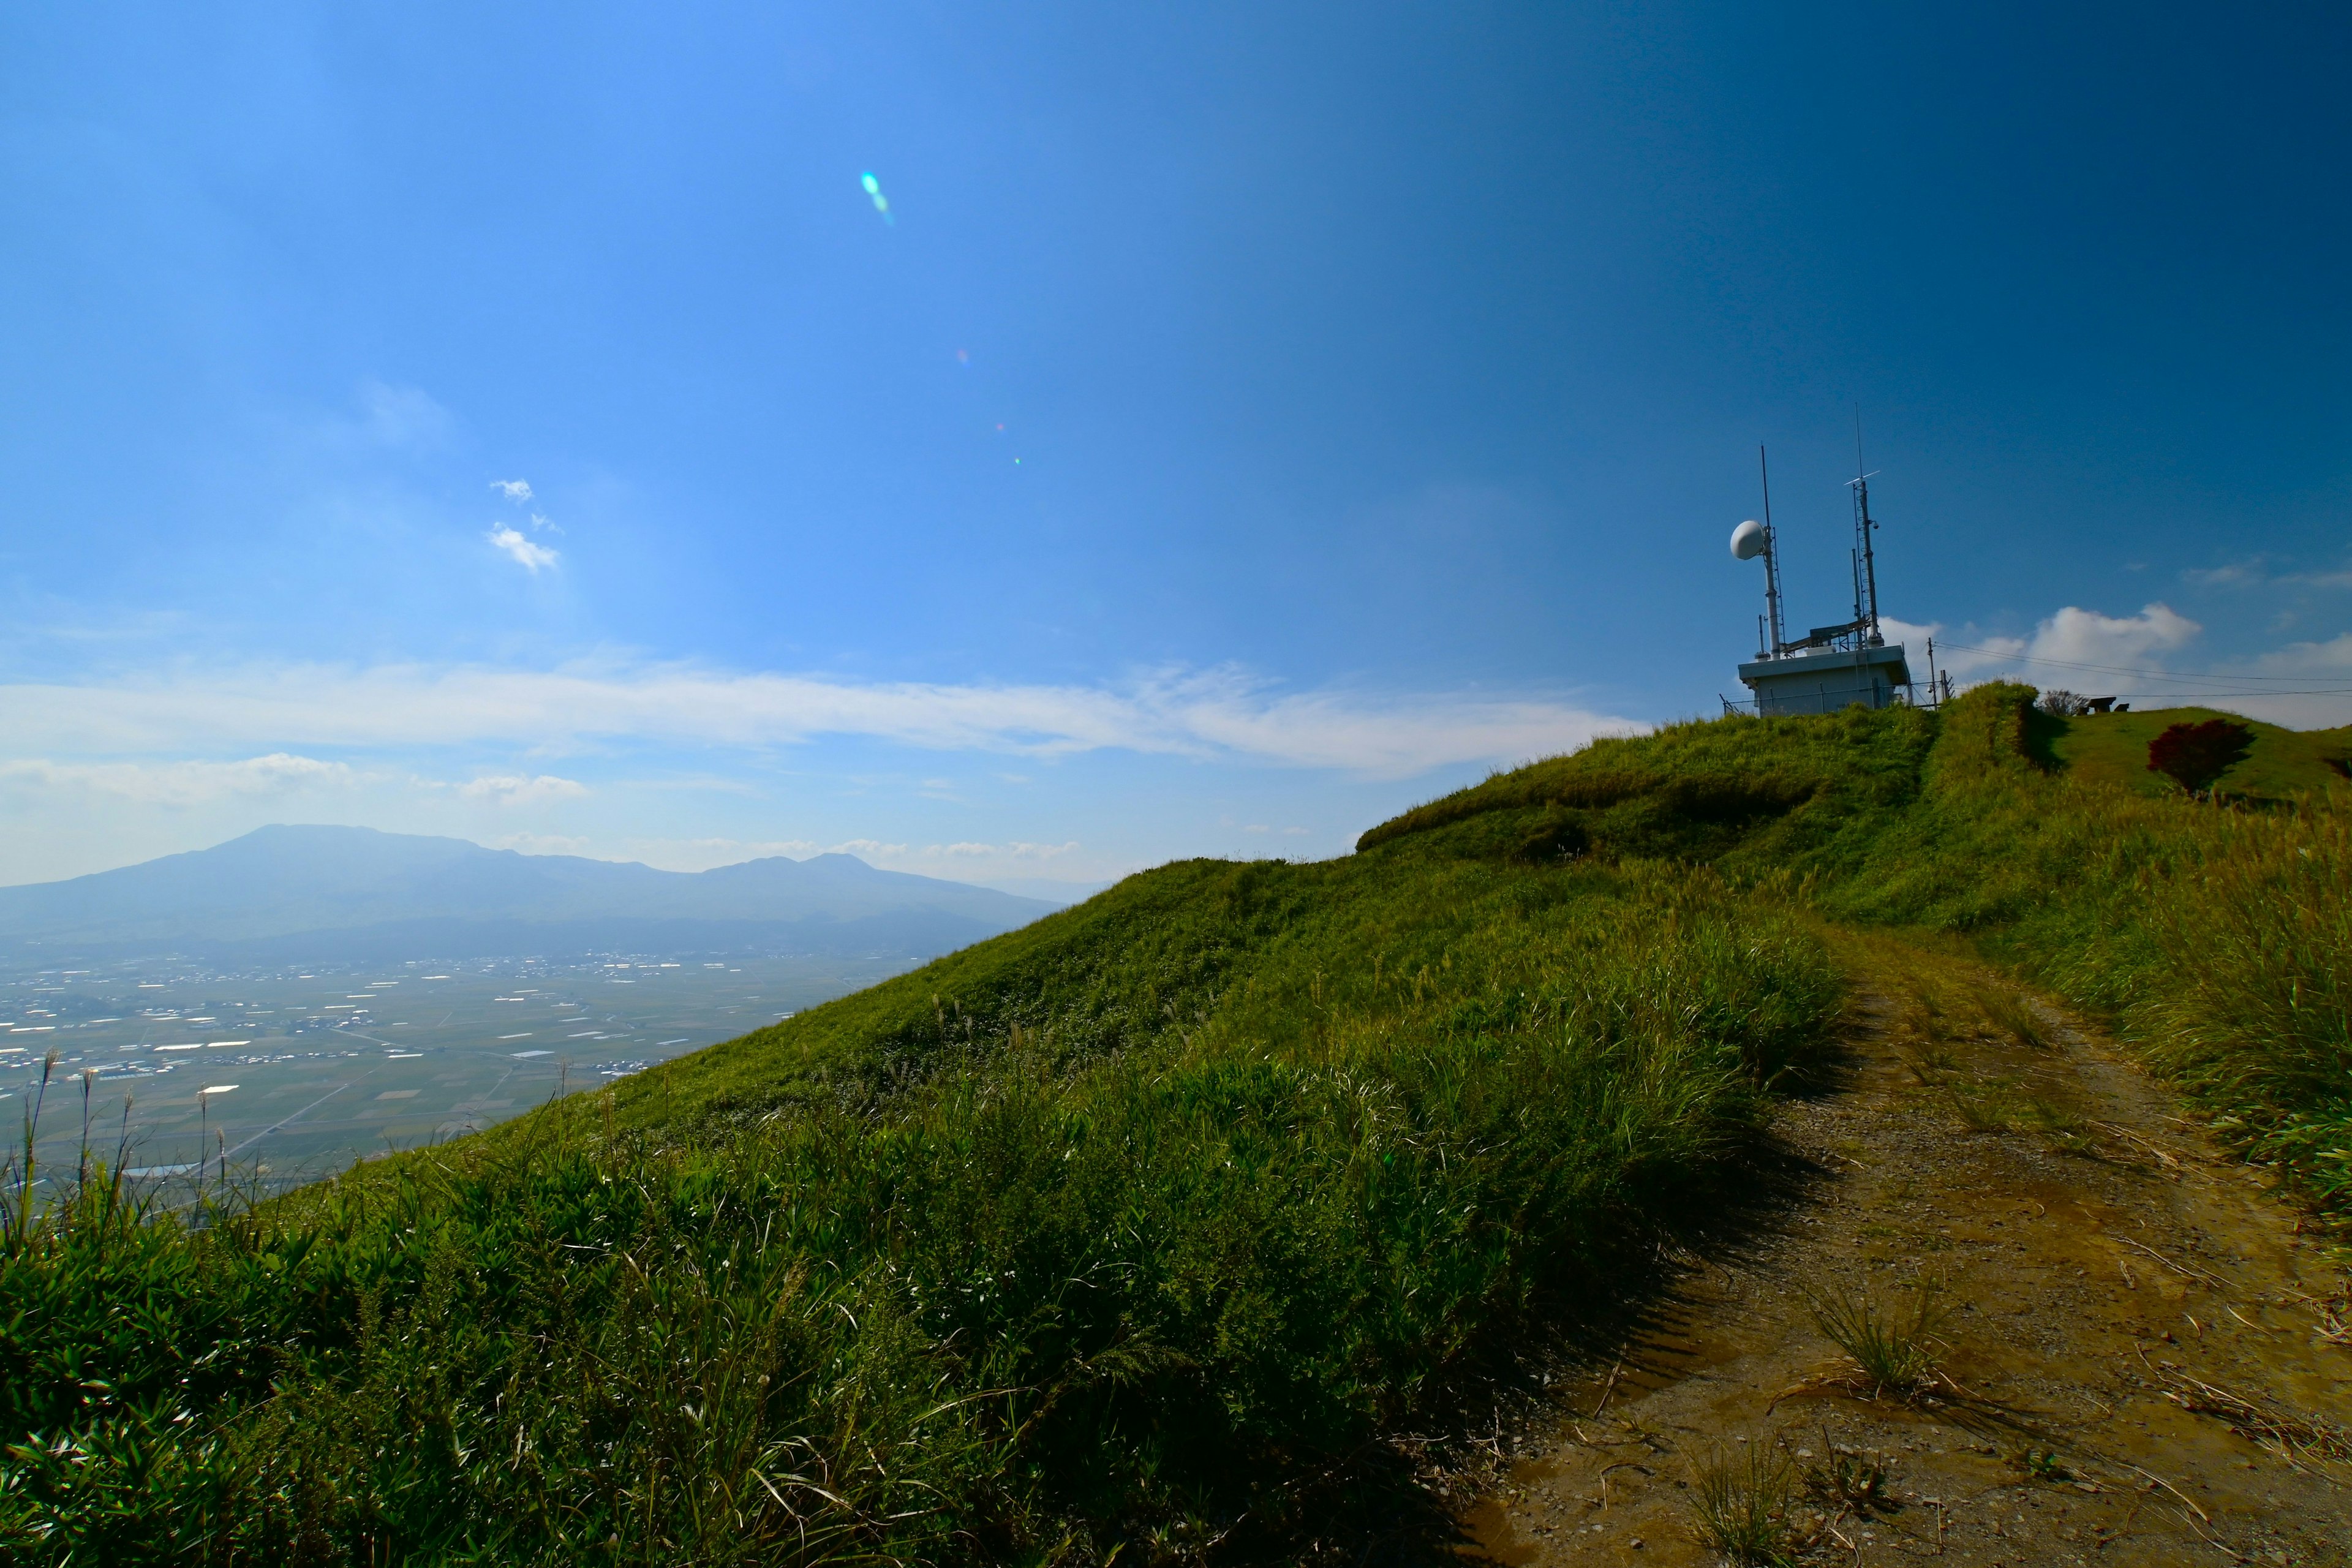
[
  {"x1": 7, "y1": 684, "x2": 2345, "y2": 1566},
  {"x1": 4, "y1": 853, "x2": 1837, "y2": 1565},
  {"x1": 1365, "y1": 685, "x2": 2352, "y2": 1213}
]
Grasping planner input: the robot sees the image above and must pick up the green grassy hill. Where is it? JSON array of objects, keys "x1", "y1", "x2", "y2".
[
  {"x1": 6, "y1": 685, "x2": 2346, "y2": 1566},
  {"x1": 2040, "y1": 704, "x2": 2351, "y2": 799}
]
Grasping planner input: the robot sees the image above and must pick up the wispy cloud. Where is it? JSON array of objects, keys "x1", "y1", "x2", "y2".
[
  {"x1": 2228, "y1": 631, "x2": 2352, "y2": 725},
  {"x1": 2251, "y1": 631, "x2": 2352, "y2": 677},
  {"x1": 458, "y1": 773, "x2": 589, "y2": 806},
  {"x1": 0, "y1": 753, "x2": 355, "y2": 806},
  {"x1": 492, "y1": 831, "x2": 592, "y2": 856},
  {"x1": 618, "y1": 837, "x2": 825, "y2": 871},
  {"x1": 2180, "y1": 557, "x2": 2352, "y2": 590},
  {"x1": 487, "y1": 526, "x2": 560, "y2": 574},
  {"x1": 354, "y1": 381, "x2": 454, "y2": 449},
  {"x1": 0, "y1": 662, "x2": 1635, "y2": 778},
  {"x1": 489, "y1": 477, "x2": 562, "y2": 533},
  {"x1": 827, "y1": 837, "x2": 910, "y2": 858},
  {"x1": 516, "y1": 835, "x2": 1090, "y2": 875}
]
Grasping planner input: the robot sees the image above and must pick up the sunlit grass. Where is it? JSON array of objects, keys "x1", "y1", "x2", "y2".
[
  {"x1": 1, "y1": 856, "x2": 1840, "y2": 1564},
  {"x1": 1805, "y1": 1279, "x2": 1949, "y2": 1401},
  {"x1": 1687, "y1": 1442, "x2": 1798, "y2": 1566},
  {"x1": 8, "y1": 680, "x2": 2344, "y2": 1562}
]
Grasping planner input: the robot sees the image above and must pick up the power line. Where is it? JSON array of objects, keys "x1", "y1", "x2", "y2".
[
  {"x1": 2093, "y1": 688, "x2": 2352, "y2": 701},
  {"x1": 1935, "y1": 641, "x2": 2334, "y2": 685}
]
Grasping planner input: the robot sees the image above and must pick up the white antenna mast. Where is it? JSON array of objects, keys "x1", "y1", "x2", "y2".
[
  {"x1": 1728, "y1": 444, "x2": 1785, "y2": 658},
  {"x1": 1849, "y1": 412, "x2": 1883, "y2": 647},
  {"x1": 1759, "y1": 445, "x2": 1786, "y2": 654}
]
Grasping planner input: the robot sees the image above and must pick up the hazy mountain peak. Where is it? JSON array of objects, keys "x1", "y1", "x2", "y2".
[{"x1": 0, "y1": 825, "x2": 1055, "y2": 965}]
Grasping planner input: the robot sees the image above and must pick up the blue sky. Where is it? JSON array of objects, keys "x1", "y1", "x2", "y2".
[{"x1": 4, "y1": 2, "x2": 2348, "y2": 889}]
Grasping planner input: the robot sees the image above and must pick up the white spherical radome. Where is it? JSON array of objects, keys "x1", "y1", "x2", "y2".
[{"x1": 1730, "y1": 519, "x2": 1770, "y2": 560}]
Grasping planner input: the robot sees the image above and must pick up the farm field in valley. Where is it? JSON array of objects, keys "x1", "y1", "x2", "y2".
[{"x1": 1, "y1": 951, "x2": 921, "y2": 1189}]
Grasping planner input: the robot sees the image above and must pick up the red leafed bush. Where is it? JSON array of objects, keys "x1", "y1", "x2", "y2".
[{"x1": 2146, "y1": 718, "x2": 2253, "y2": 794}]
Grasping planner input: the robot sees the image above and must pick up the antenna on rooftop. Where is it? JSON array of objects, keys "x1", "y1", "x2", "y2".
[
  {"x1": 1725, "y1": 428, "x2": 1914, "y2": 717},
  {"x1": 1849, "y1": 410, "x2": 1883, "y2": 646},
  {"x1": 1729, "y1": 445, "x2": 1786, "y2": 658},
  {"x1": 1760, "y1": 445, "x2": 1788, "y2": 655}
]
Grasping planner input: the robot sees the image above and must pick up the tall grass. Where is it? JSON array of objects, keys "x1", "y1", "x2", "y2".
[
  {"x1": 1370, "y1": 682, "x2": 2352, "y2": 1218},
  {"x1": 2120, "y1": 804, "x2": 2352, "y2": 1199},
  {"x1": 1820, "y1": 686, "x2": 2352, "y2": 1214},
  {"x1": 1, "y1": 859, "x2": 1840, "y2": 1564},
  {"x1": 1687, "y1": 1443, "x2": 1796, "y2": 1566},
  {"x1": 1804, "y1": 1280, "x2": 1947, "y2": 1400}
]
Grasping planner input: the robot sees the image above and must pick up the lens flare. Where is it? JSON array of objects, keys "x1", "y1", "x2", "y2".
[{"x1": 859, "y1": 170, "x2": 892, "y2": 224}]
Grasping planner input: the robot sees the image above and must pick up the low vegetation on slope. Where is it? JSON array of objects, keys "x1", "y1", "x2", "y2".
[
  {"x1": 7, "y1": 682, "x2": 2343, "y2": 1566},
  {"x1": 2042, "y1": 703, "x2": 2351, "y2": 799},
  {"x1": 1366, "y1": 684, "x2": 2352, "y2": 1215},
  {"x1": 4, "y1": 853, "x2": 1836, "y2": 1563}
]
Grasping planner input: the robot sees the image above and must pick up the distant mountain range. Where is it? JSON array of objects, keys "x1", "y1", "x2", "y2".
[{"x1": 0, "y1": 826, "x2": 1063, "y2": 966}]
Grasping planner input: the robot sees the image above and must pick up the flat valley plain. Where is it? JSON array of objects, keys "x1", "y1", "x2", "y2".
[{"x1": 2, "y1": 951, "x2": 924, "y2": 1190}]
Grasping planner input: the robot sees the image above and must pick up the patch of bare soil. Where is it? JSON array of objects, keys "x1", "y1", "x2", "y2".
[{"x1": 1460, "y1": 934, "x2": 2352, "y2": 1566}]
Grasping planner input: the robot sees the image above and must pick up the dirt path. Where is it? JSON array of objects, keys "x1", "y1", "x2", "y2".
[{"x1": 1460, "y1": 934, "x2": 2352, "y2": 1566}]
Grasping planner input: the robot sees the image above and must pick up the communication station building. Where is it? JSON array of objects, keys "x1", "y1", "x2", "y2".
[{"x1": 1725, "y1": 443, "x2": 1940, "y2": 716}]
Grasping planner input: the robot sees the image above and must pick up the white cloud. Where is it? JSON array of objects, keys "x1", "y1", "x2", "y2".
[
  {"x1": 487, "y1": 526, "x2": 560, "y2": 573},
  {"x1": 458, "y1": 774, "x2": 589, "y2": 806},
  {"x1": 903, "y1": 839, "x2": 1082, "y2": 863},
  {"x1": 1880, "y1": 605, "x2": 2350, "y2": 726},
  {"x1": 826, "y1": 837, "x2": 909, "y2": 858},
  {"x1": 0, "y1": 661, "x2": 1635, "y2": 778},
  {"x1": 0, "y1": 753, "x2": 354, "y2": 807},
  {"x1": 1877, "y1": 617, "x2": 2022, "y2": 678},
  {"x1": 488, "y1": 480, "x2": 562, "y2": 533},
  {"x1": 2223, "y1": 632, "x2": 2352, "y2": 726},
  {"x1": 1880, "y1": 604, "x2": 2201, "y2": 683},
  {"x1": 2027, "y1": 603, "x2": 2199, "y2": 667},
  {"x1": 2255, "y1": 632, "x2": 2352, "y2": 676},
  {"x1": 690, "y1": 837, "x2": 823, "y2": 858}
]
